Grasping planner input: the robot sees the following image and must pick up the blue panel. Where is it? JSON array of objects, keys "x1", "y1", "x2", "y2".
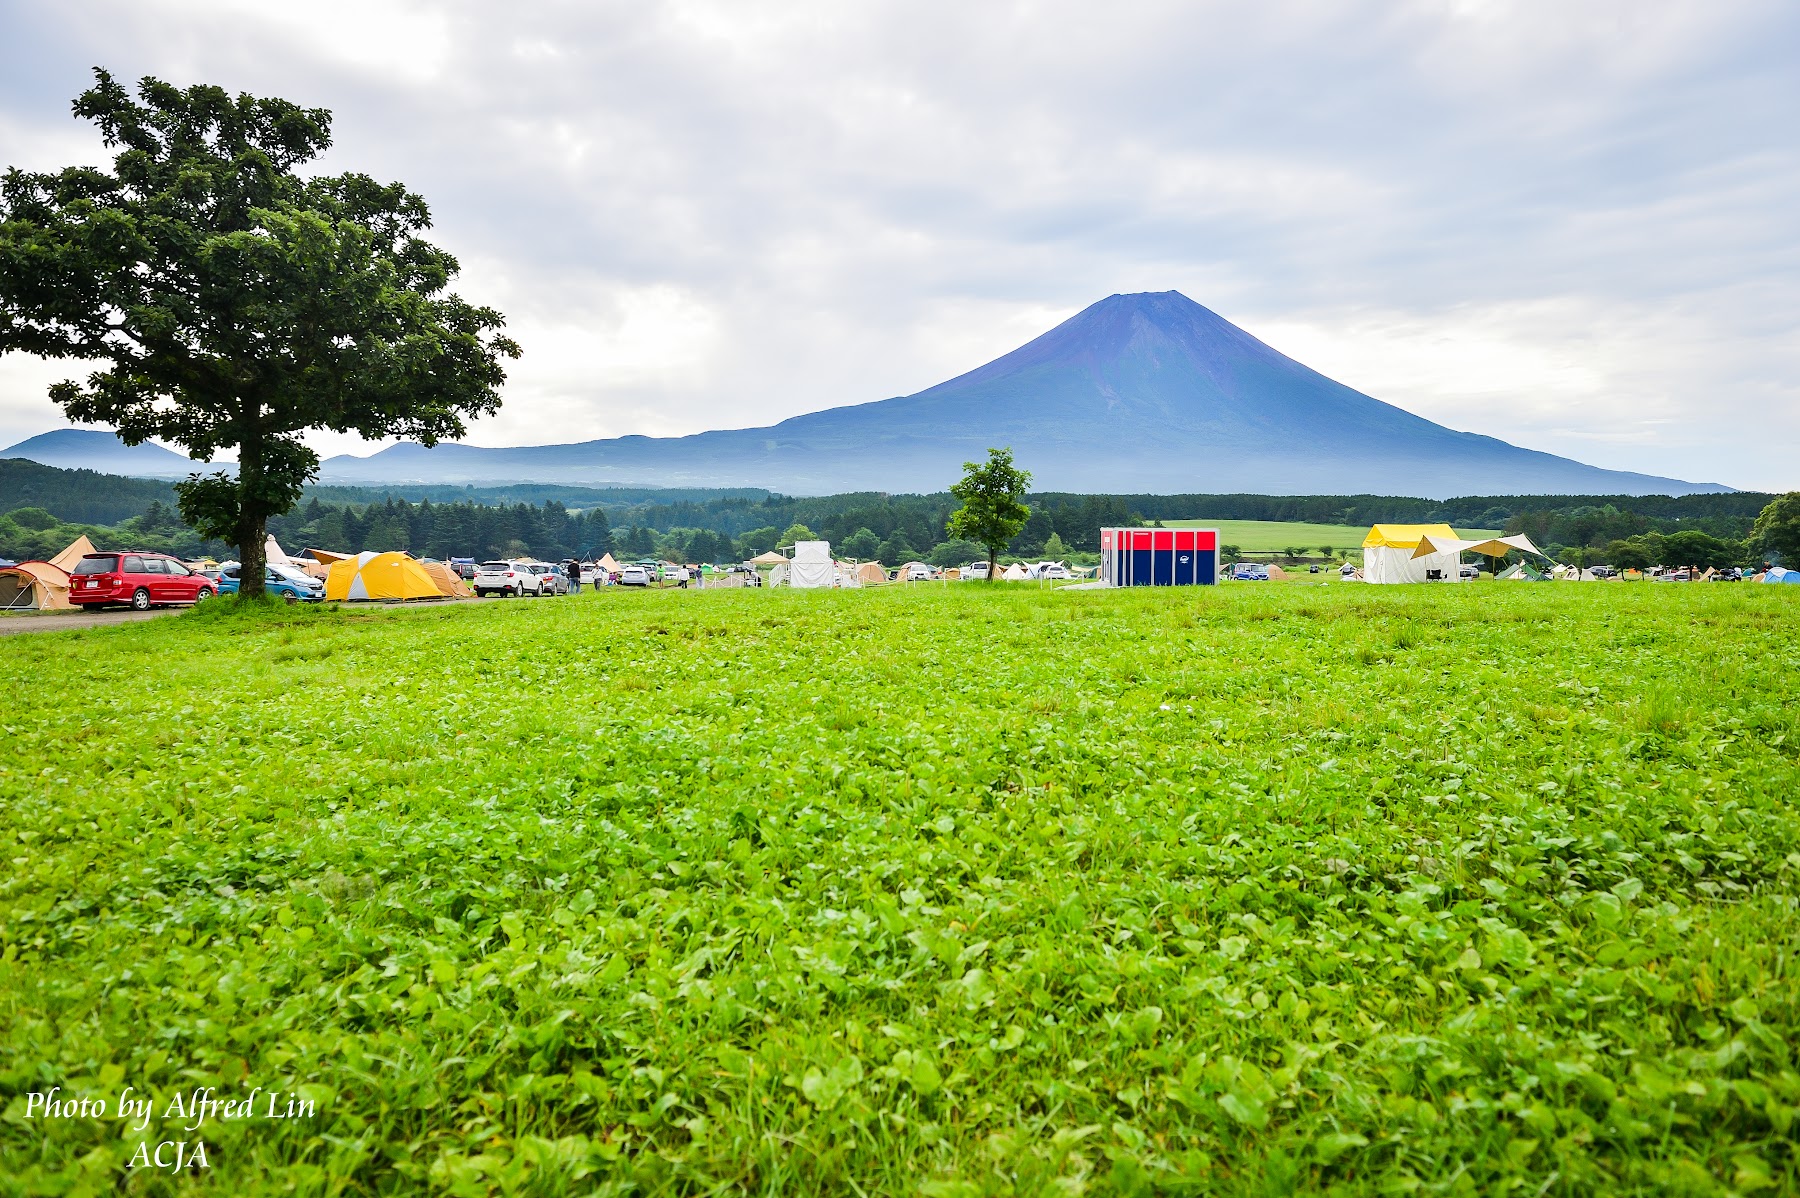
[
  {"x1": 1197, "y1": 552, "x2": 1217, "y2": 585},
  {"x1": 1152, "y1": 548, "x2": 1174, "y2": 585},
  {"x1": 1174, "y1": 549, "x2": 1195, "y2": 585},
  {"x1": 1131, "y1": 548, "x2": 1153, "y2": 585}
]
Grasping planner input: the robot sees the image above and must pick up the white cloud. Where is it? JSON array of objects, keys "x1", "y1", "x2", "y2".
[{"x1": 1, "y1": 0, "x2": 1795, "y2": 488}]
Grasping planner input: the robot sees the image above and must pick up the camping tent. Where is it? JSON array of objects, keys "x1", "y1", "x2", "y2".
[
  {"x1": 854, "y1": 561, "x2": 887, "y2": 585},
  {"x1": 789, "y1": 540, "x2": 835, "y2": 589},
  {"x1": 1001, "y1": 562, "x2": 1030, "y2": 580},
  {"x1": 0, "y1": 561, "x2": 73, "y2": 610},
  {"x1": 1498, "y1": 563, "x2": 1548, "y2": 581},
  {"x1": 748, "y1": 550, "x2": 789, "y2": 566},
  {"x1": 324, "y1": 551, "x2": 443, "y2": 601},
  {"x1": 1362, "y1": 524, "x2": 1464, "y2": 584},
  {"x1": 419, "y1": 559, "x2": 474, "y2": 599},
  {"x1": 265, "y1": 535, "x2": 299, "y2": 566},
  {"x1": 595, "y1": 552, "x2": 621, "y2": 574},
  {"x1": 48, "y1": 535, "x2": 97, "y2": 572},
  {"x1": 1763, "y1": 567, "x2": 1800, "y2": 584}
]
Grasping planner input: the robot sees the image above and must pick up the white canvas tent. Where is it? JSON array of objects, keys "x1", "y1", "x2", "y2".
[
  {"x1": 1361, "y1": 524, "x2": 1464, "y2": 584},
  {"x1": 265, "y1": 535, "x2": 299, "y2": 566},
  {"x1": 789, "y1": 540, "x2": 835, "y2": 589},
  {"x1": 1001, "y1": 562, "x2": 1030, "y2": 580}
]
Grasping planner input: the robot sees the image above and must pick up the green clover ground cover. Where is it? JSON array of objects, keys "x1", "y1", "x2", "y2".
[{"x1": 2, "y1": 583, "x2": 1798, "y2": 1196}]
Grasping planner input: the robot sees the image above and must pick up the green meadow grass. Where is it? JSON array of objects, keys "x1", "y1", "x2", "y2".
[
  {"x1": 1154, "y1": 521, "x2": 1501, "y2": 554},
  {"x1": 2, "y1": 584, "x2": 1797, "y2": 1196}
]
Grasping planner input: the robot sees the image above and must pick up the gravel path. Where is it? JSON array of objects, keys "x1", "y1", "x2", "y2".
[{"x1": 0, "y1": 608, "x2": 184, "y2": 636}]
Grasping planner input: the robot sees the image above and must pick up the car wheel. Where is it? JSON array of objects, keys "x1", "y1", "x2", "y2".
[
  {"x1": 194, "y1": 588, "x2": 213, "y2": 603},
  {"x1": 284, "y1": 593, "x2": 297, "y2": 605},
  {"x1": 131, "y1": 588, "x2": 152, "y2": 611}
]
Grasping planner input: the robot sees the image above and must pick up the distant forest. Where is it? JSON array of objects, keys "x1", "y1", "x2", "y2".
[{"x1": 0, "y1": 456, "x2": 1782, "y2": 566}]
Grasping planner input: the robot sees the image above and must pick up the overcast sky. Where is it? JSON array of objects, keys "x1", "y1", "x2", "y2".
[{"x1": 2, "y1": 0, "x2": 1796, "y2": 490}]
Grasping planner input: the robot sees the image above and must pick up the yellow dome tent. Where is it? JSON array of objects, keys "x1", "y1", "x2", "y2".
[{"x1": 325, "y1": 552, "x2": 443, "y2": 602}]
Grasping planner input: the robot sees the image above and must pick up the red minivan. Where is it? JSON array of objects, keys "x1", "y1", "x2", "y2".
[{"x1": 68, "y1": 552, "x2": 216, "y2": 610}]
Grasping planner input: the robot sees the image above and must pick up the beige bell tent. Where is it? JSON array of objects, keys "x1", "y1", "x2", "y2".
[
  {"x1": 48, "y1": 535, "x2": 97, "y2": 573},
  {"x1": 596, "y1": 552, "x2": 621, "y2": 573},
  {"x1": 1001, "y1": 562, "x2": 1030, "y2": 581},
  {"x1": 854, "y1": 561, "x2": 887, "y2": 585},
  {"x1": 748, "y1": 550, "x2": 789, "y2": 566},
  {"x1": 265, "y1": 535, "x2": 298, "y2": 566},
  {"x1": 0, "y1": 561, "x2": 73, "y2": 610},
  {"x1": 419, "y1": 560, "x2": 474, "y2": 599},
  {"x1": 325, "y1": 551, "x2": 443, "y2": 602}
]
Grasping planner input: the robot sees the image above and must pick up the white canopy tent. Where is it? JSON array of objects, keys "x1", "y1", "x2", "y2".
[{"x1": 789, "y1": 540, "x2": 835, "y2": 589}]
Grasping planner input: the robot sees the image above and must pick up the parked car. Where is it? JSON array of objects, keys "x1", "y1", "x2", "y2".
[
  {"x1": 619, "y1": 565, "x2": 652, "y2": 587},
  {"x1": 1590, "y1": 565, "x2": 1618, "y2": 579},
  {"x1": 68, "y1": 551, "x2": 217, "y2": 610},
  {"x1": 1458, "y1": 564, "x2": 1480, "y2": 579},
  {"x1": 1033, "y1": 562, "x2": 1071, "y2": 581},
  {"x1": 530, "y1": 564, "x2": 569, "y2": 595},
  {"x1": 220, "y1": 562, "x2": 325, "y2": 603},
  {"x1": 1231, "y1": 563, "x2": 1269, "y2": 581},
  {"x1": 964, "y1": 561, "x2": 991, "y2": 579},
  {"x1": 473, "y1": 560, "x2": 540, "y2": 597},
  {"x1": 905, "y1": 563, "x2": 938, "y2": 581}
]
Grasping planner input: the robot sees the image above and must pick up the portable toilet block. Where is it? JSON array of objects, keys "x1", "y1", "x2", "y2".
[{"x1": 1100, "y1": 528, "x2": 1219, "y2": 586}]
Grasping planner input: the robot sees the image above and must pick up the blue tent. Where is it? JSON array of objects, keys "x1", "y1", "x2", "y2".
[{"x1": 1762, "y1": 568, "x2": 1800, "y2": 583}]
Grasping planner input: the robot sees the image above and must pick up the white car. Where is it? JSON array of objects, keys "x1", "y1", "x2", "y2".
[
  {"x1": 963, "y1": 561, "x2": 992, "y2": 579},
  {"x1": 904, "y1": 563, "x2": 936, "y2": 581},
  {"x1": 1032, "y1": 561, "x2": 1071, "y2": 580},
  {"x1": 619, "y1": 565, "x2": 652, "y2": 586},
  {"x1": 473, "y1": 560, "x2": 541, "y2": 597}
]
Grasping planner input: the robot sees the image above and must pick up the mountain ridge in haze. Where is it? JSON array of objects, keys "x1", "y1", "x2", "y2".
[{"x1": 8, "y1": 293, "x2": 1731, "y2": 497}]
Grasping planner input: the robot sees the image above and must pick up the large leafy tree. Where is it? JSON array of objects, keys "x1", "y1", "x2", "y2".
[
  {"x1": 0, "y1": 70, "x2": 519, "y2": 597},
  {"x1": 1751, "y1": 492, "x2": 1800, "y2": 568},
  {"x1": 946, "y1": 447, "x2": 1031, "y2": 580}
]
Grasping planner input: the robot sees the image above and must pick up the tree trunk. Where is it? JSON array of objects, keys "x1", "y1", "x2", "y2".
[
  {"x1": 237, "y1": 421, "x2": 267, "y2": 599},
  {"x1": 987, "y1": 548, "x2": 1000, "y2": 581},
  {"x1": 238, "y1": 508, "x2": 268, "y2": 599}
]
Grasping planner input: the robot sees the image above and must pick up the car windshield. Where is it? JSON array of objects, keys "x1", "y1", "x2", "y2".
[
  {"x1": 72, "y1": 555, "x2": 118, "y2": 575},
  {"x1": 270, "y1": 564, "x2": 313, "y2": 584},
  {"x1": 480, "y1": 562, "x2": 508, "y2": 572}
]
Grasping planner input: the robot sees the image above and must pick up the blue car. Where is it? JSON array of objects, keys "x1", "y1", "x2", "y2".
[{"x1": 220, "y1": 562, "x2": 326, "y2": 602}]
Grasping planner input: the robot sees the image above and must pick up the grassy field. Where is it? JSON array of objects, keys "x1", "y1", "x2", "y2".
[
  {"x1": 2, "y1": 584, "x2": 1798, "y2": 1196},
  {"x1": 1156, "y1": 520, "x2": 1502, "y2": 555}
]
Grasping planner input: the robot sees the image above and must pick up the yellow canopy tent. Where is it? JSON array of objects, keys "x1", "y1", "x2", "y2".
[
  {"x1": 1411, "y1": 532, "x2": 1543, "y2": 560},
  {"x1": 0, "y1": 561, "x2": 73, "y2": 610},
  {"x1": 48, "y1": 535, "x2": 97, "y2": 573},
  {"x1": 1361, "y1": 523, "x2": 1461, "y2": 584},
  {"x1": 325, "y1": 552, "x2": 443, "y2": 602}
]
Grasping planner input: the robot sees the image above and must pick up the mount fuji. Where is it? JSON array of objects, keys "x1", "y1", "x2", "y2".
[{"x1": 11, "y1": 293, "x2": 1728, "y2": 496}]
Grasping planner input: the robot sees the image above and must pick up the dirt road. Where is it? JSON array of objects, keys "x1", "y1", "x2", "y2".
[{"x1": 0, "y1": 608, "x2": 183, "y2": 636}]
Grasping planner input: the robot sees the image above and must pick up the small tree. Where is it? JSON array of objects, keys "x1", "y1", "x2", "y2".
[
  {"x1": 840, "y1": 527, "x2": 881, "y2": 560},
  {"x1": 947, "y1": 447, "x2": 1031, "y2": 580},
  {"x1": 1042, "y1": 531, "x2": 1070, "y2": 561},
  {"x1": 1752, "y1": 492, "x2": 1800, "y2": 567},
  {"x1": 0, "y1": 72, "x2": 518, "y2": 597},
  {"x1": 776, "y1": 522, "x2": 816, "y2": 550}
]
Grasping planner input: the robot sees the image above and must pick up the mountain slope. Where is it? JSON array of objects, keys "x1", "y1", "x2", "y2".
[
  {"x1": 14, "y1": 295, "x2": 1730, "y2": 496},
  {"x1": 1, "y1": 429, "x2": 206, "y2": 478}
]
